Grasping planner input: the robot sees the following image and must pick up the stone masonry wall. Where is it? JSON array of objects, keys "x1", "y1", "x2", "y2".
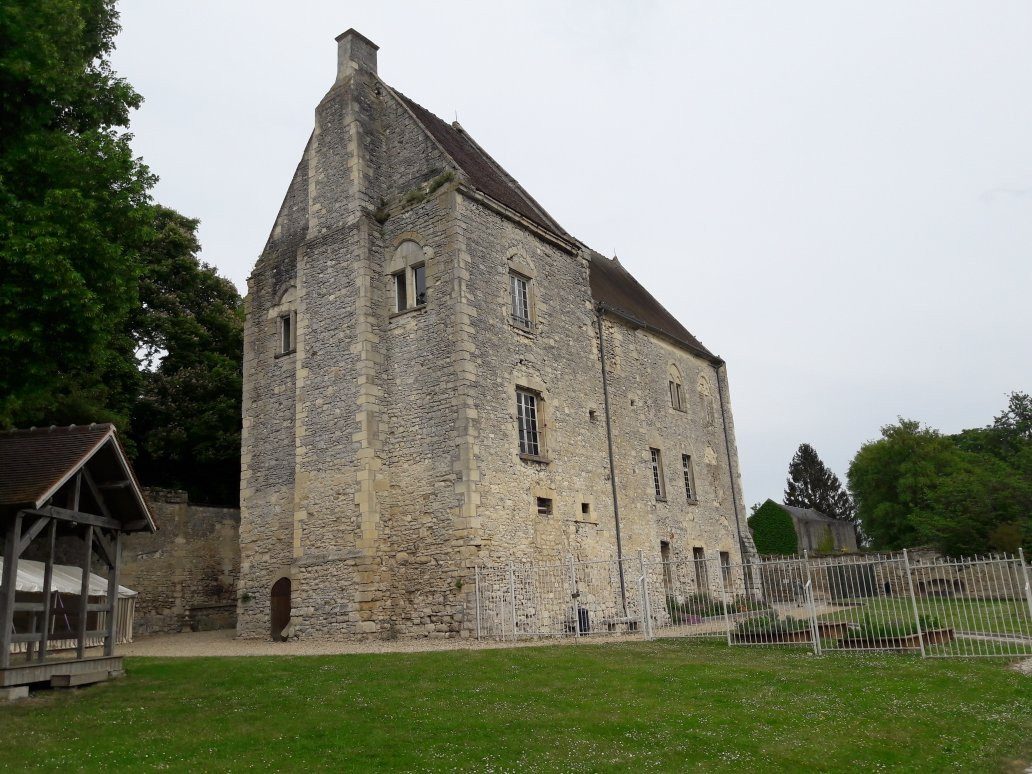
[
  {"x1": 122, "y1": 489, "x2": 239, "y2": 635},
  {"x1": 238, "y1": 31, "x2": 755, "y2": 640}
]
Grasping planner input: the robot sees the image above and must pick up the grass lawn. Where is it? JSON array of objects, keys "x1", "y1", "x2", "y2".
[
  {"x1": 1, "y1": 640, "x2": 1029, "y2": 771},
  {"x1": 824, "y1": 597, "x2": 1032, "y2": 638}
]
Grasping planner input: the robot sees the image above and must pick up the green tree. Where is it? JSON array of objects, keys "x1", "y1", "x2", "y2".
[
  {"x1": 848, "y1": 409, "x2": 1031, "y2": 557},
  {"x1": 748, "y1": 500, "x2": 798, "y2": 556},
  {"x1": 784, "y1": 443, "x2": 856, "y2": 525},
  {"x1": 0, "y1": 0, "x2": 155, "y2": 428},
  {"x1": 129, "y1": 207, "x2": 243, "y2": 506}
]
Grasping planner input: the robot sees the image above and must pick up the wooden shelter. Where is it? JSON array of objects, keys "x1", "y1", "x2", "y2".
[{"x1": 0, "y1": 424, "x2": 155, "y2": 689}]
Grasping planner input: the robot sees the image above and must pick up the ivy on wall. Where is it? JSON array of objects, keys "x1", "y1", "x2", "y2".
[{"x1": 748, "y1": 501, "x2": 799, "y2": 556}]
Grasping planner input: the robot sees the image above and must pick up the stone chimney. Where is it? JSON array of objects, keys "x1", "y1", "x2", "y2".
[{"x1": 335, "y1": 28, "x2": 378, "y2": 82}]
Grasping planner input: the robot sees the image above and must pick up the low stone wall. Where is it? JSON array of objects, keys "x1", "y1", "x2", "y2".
[{"x1": 121, "y1": 489, "x2": 240, "y2": 636}]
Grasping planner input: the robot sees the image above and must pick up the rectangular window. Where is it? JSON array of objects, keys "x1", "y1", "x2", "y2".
[
  {"x1": 517, "y1": 389, "x2": 541, "y2": 457},
  {"x1": 693, "y1": 547, "x2": 708, "y2": 590},
  {"x1": 536, "y1": 497, "x2": 552, "y2": 516},
  {"x1": 670, "y1": 381, "x2": 686, "y2": 411},
  {"x1": 279, "y1": 314, "x2": 293, "y2": 354},
  {"x1": 660, "y1": 540, "x2": 674, "y2": 594},
  {"x1": 650, "y1": 448, "x2": 665, "y2": 499},
  {"x1": 413, "y1": 264, "x2": 427, "y2": 306},
  {"x1": 510, "y1": 272, "x2": 530, "y2": 328},
  {"x1": 682, "y1": 454, "x2": 695, "y2": 501},
  {"x1": 394, "y1": 271, "x2": 408, "y2": 311},
  {"x1": 720, "y1": 551, "x2": 733, "y2": 589}
]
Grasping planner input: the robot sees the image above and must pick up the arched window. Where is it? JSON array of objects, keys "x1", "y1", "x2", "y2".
[
  {"x1": 390, "y1": 240, "x2": 427, "y2": 312},
  {"x1": 668, "y1": 365, "x2": 686, "y2": 412}
]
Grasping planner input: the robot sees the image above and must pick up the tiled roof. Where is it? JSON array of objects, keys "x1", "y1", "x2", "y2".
[
  {"x1": 0, "y1": 424, "x2": 114, "y2": 508},
  {"x1": 392, "y1": 90, "x2": 714, "y2": 362},
  {"x1": 588, "y1": 252, "x2": 717, "y2": 360},
  {"x1": 0, "y1": 424, "x2": 154, "y2": 531},
  {"x1": 392, "y1": 91, "x2": 568, "y2": 238}
]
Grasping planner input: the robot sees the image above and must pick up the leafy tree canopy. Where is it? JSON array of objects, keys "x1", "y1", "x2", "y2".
[
  {"x1": 129, "y1": 207, "x2": 243, "y2": 506},
  {"x1": 847, "y1": 394, "x2": 1032, "y2": 557},
  {"x1": 784, "y1": 443, "x2": 856, "y2": 525},
  {"x1": 0, "y1": 0, "x2": 155, "y2": 428}
]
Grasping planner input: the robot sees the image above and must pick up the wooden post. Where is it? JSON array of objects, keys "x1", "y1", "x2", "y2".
[
  {"x1": 1, "y1": 514, "x2": 23, "y2": 668},
  {"x1": 76, "y1": 525, "x2": 93, "y2": 659},
  {"x1": 38, "y1": 518, "x2": 56, "y2": 662},
  {"x1": 104, "y1": 531, "x2": 122, "y2": 656}
]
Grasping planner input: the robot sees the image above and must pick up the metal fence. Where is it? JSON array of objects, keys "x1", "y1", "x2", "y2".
[{"x1": 473, "y1": 549, "x2": 1032, "y2": 658}]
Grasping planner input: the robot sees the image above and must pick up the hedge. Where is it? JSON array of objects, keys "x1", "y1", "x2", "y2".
[{"x1": 748, "y1": 501, "x2": 799, "y2": 556}]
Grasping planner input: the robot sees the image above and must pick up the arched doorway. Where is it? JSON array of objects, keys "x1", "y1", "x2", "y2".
[{"x1": 270, "y1": 577, "x2": 291, "y2": 641}]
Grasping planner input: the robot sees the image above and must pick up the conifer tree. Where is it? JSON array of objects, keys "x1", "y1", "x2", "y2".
[{"x1": 784, "y1": 443, "x2": 857, "y2": 525}]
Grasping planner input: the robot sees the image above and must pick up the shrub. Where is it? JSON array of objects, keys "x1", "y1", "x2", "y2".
[
  {"x1": 855, "y1": 614, "x2": 942, "y2": 639},
  {"x1": 748, "y1": 501, "x2": 799, "y2": 555},
  {"x1": 735, "y1": 611, "x2": 810, "y2": 635}
]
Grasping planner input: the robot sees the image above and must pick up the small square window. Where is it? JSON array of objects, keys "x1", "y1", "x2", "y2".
[
  {"x1": 536, "y1": 497, "x2": 552, "y2": 516},
  {"x1": 413, "y1": 264, "x2": 427, "y2": 306},
  {"x1": 581, "y1": 502, "x2": 590, "y2": 515}
]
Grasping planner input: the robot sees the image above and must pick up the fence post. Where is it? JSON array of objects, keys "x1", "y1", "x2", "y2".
[
  {"x1": 475, "y1": 565, "x2": 482, "y2": 641},
  {"x1": 717, "y1": 557, "x2": 732, "y2": 646},
  {"x1": 508, "y1": 561, "x2": 517, "y2": 643},
  {"x1": 902, "y1": 549, "x2": 927, "y2": 658},
  {"x1": 802, "y1": 554, "x2": 821, "y2": 655},
  {"x1": 1020, "y1": 548, "x2": 1032, "y2": 624},
  {"x1": 638, "y1": 550, "x2": 652, "y2": 640},
  {"x1": 569, "y1": 555, "x2": 582, "y2": 640}
]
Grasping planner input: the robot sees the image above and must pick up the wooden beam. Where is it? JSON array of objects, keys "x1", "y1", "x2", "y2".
[
  {"x1": 38, "y1": 519, "x2": 56, "y2": 663},
  {"x1": 0, "y1": 514, "x2": 22, "y2": 668},
  {"x1": 81, "y1": 468, "x2": 113, "y2": 520},
  {"x1": 72, "y1": 471, "x2": 81, "y2": 510},
  {"x1": 91, "y1": 530, "x2": 114, "y2": 570},
  {"x1": 104, "y1": 531, "x2": 122, "y2": 657},
  {"x1": 76, "y1": 525, "x2": 92, "y2": 659},
  {"x1": 26, "y1": 506, "x2": 120, "y2": 531},
  {"x1": 97, "y1": 481, "x2": 131, "y2": 490},
  {"x1": 17, "y1": 515, "x2": 50, "y2": 556}
]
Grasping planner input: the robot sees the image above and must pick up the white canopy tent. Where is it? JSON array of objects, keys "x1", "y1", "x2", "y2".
[{"x1": 1, "y1": 558, "x2": 137, "y2": 654}]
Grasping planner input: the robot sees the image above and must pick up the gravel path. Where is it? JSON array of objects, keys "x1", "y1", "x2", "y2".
[{"x1": 116, "y1": 629, "x2": 641, "y2": 657}]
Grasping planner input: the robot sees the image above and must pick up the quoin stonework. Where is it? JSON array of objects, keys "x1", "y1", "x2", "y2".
[{"x1": 239, "y1": 30, "x2": 757, "y2": 640}]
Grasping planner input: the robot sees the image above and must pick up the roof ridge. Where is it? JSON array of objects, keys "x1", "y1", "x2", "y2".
[
  {"x1": 387, "y1": 87, "x2": 567, "y2": 238},
  {"x1": 447, "y1": 119, "x2": 568, "y2": 237}
]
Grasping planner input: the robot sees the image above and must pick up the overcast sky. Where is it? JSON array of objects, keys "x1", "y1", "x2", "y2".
[{"x1": 110, "y1": 1, "x2": 1032, "y2": 508}]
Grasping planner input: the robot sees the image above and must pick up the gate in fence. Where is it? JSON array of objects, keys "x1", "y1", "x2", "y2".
[{"x1": 473, "y1": 549, "x2": 1032, "y2": 658}]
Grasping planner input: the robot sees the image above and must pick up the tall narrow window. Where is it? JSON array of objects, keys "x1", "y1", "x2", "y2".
[
  {"x1": 682, "y1": 454, "x2": 695, "y2": 501},
  {"x1": 660, "y1": 540, "x2": 674, "y2": 594},
  {"x1": 279, "y1": 314, "x2": 293, "y2": 354},
  {"x1": 413, "y1": 264, "x2": 427, "y2": 306},
  {"x1": 650, "y1": 448, "x2": 665, "y2": 500},
  {"x1": 517, "y1": 389, "x2": 541, "y2": 456},
  {"x1": 693, "y1": 547, "x2": 708, "y2": 590},
  {"x1": 510, "y1": 272, "x2": 530, "y2": 328},
  {"x1": 394, "y1": 271, "x2": 408, "y2": 311},
  {"x1": 720, "y1": 551, "x2": 733, "y2": 589}
]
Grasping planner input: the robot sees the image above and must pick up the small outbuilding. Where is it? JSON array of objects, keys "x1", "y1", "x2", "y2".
[
  {"x1": 0, "y1": 424, "x2": 155, "y2": 691},
  {"x1": 779, "y1": 503, "x2": 858, "y2": 553}
]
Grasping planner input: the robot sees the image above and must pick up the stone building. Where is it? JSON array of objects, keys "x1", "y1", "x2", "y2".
[
  {"x1": 238, "y1": 29, "x2": 755, "y2": 640},
  {"x1": 776, "y1": 502, "x2": 859, "y2": 553}
]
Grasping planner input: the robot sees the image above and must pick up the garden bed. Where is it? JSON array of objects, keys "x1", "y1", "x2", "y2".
[{"x1": 838, "y1": 628, "x2": 954, "y2": 650}]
